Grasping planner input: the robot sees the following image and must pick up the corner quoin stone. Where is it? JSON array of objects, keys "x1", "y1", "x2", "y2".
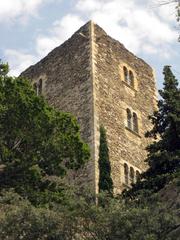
[{"x1": 21, "y1": 20, "x2": 157, "y2": 194}]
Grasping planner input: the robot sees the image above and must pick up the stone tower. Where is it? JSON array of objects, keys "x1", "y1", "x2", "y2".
[{"x1": 21, "y1": 21, "x2": 157, "y2": 194}]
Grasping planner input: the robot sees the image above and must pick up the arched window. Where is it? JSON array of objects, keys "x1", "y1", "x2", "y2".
[
  {"x1": 123, "y1": 66, "x2": 128, "y2": 82},
  {"x1": 130, "y1": 167, "x2": 135, "y2": 184},
  {"x1": 124, "y1": 163, "x2": 129, "y2": 185},
  {"x1": 127, "y1": 108, "x2": 132, "y2": 129},
  {"x1": 136, "y1": 170, "x2": 140, "y2": 181},
  {"x1": 133, "y1": 113, "x2": 138, "y2": 133},
  {"x1": 129, "y1": 70, "x2": 134, "y2": 87}
]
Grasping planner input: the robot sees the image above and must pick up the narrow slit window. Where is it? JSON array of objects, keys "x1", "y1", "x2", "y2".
[
  {"x1": 123, "y1": 66, "x2": 128, "y2": 82},
  {"x1": 136, "y1": 170, "x2": 140, "y2": 182},
  {"x1": 129, "y1": 70, "x2": 134, "y2": 87},
  {"x1": 127, "y1": 109, "x2": 132, "y2": 130},
  {"x1": 124, "y1": 163, "x2": 129, "y2": 185},
  {"x1": 133, "y1": 112, "x2": 138, "y2": 133},
  {"x1": 130, "y1": 167, "x2": 135, "y2": 184}
]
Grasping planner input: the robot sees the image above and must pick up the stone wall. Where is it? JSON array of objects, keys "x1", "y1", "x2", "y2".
[
  {"x1": 21, "y1": 22, "x2": 96, "y2": 190},
  {"x1": 93, "y1": 23, "x2": 157, "y2": 193},
  {"x1": 21, "y1": 21, "x2": 157, "y2": 194}
]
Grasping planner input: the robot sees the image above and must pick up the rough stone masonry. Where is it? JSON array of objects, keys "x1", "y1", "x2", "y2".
[{"x1": 21, "y1": 21, "x2": 157, "y2": 194}]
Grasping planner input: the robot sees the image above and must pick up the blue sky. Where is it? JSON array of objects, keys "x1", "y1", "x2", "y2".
[{"x1": 0, "y1": 0, "x2": 179, "y2": 89}]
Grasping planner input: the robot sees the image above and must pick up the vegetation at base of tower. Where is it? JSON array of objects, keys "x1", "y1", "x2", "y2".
[
  {"x1": 98, "y1": 125, "x2": 113, "y2": 194},
  {"x1": 0, "y1": 61, "x2": 90, "y2": 206},
  {"x1": 0, "y1": 185, "x2": 179, "y2": 240},
  {"x1": 124, "y1": 66, "x2": 180, "y2": 199}
]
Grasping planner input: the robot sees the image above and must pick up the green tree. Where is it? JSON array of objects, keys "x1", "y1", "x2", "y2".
[
  {"x1": 126, "y1": 66, "x2": 180, "y2": 197},
  {"x1": 0, "y1": 61, "x2": 90, "y2": 206},
  {"x1": 98, "y1": 126, "x2": 113, "y2": 194},
  {"x1": 0, "y1": 187, "x2": 179, "y2": 240}
]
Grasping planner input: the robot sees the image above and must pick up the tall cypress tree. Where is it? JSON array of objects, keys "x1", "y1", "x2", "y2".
[
  {"x1": 98, "y1": 125, "x2": 113, "y2": 193},
  {"x1": 126, "y1": 66, "x2": 180, "y2": 196}
]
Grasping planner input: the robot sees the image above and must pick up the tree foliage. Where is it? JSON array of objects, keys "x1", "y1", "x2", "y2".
[
  {"x1": 98, "y1": 126, "x2": 113, "y2": 194},
  {"x1": 0, "y1": 61, "x2": 90, "y2": 206},
  {"x1": 0, "y1": 188, "x2": 179, "y2": 240}
]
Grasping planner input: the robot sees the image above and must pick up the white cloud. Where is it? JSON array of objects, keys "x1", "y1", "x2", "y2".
[
  {"x1": 0, "y1": 0, "x2": 62, "y2": 24},
  {"x1": 158, "y1": 3, "x2": 177, "y2": 23},
  {"x1": 76, "y1": 0, "x2": 102, "y2": 12},
  {"x1": 36, "y1": 14, "x2": 84, "y2": 57},
  {"x1": 150, "y1": 0, "x2": 177, "y2": 23},
  {"x1": 75, "y1": 0, "x2": 177, "y2": 55},
  {"x1": 130, "y1": 9, "x2": 176, "y2": 43},
  {"x1": 4, "y1": 14, "x2": 84, "y2": 75},
  {"x1": 3, "y1": 0, "x2": 178, "y2": 76},
  {"x1": 5, "y1": 49, "x2": 37, "y2": 76},
  {"x1": 36, "y1": 37, "x2": 60, "y2": 57},
  {"x1": 142, "y1": 44, "x2": 158, "y2": 55}
]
